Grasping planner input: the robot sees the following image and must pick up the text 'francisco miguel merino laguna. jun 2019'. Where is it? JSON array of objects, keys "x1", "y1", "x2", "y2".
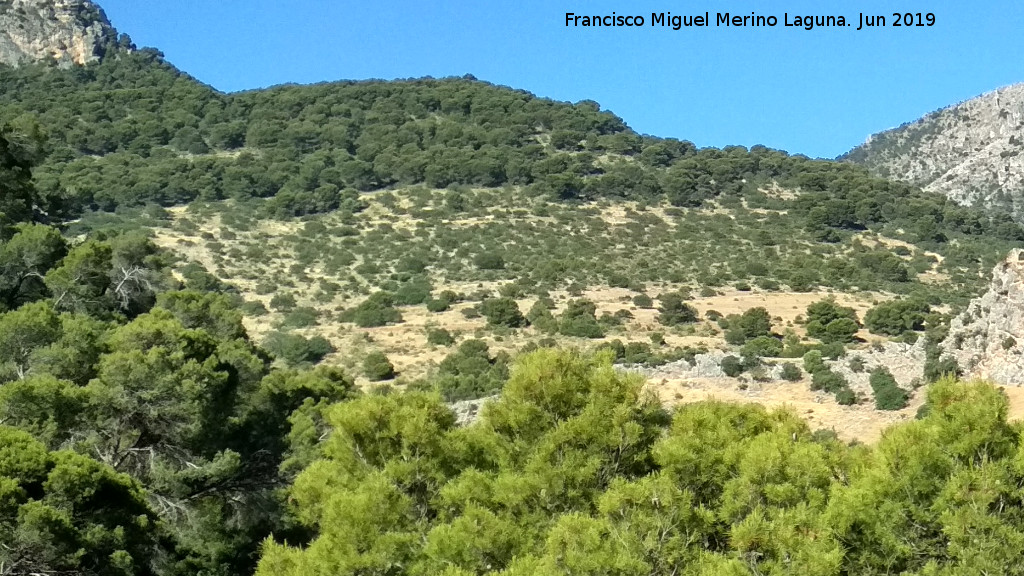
[{"x1": 565, "y1": 11, "x2": 937, "y2": 31}]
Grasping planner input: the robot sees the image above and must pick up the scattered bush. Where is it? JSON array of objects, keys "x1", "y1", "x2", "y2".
[
  {"x1": 869, "y1": 367, "x2": 909, "y2": 410},
  {"x1": 559, "y1": 299, "x2": 605, "y2": 338},
  {"x1": 263, "y1": 331, "x2": 334, "y2": 365},
  {"x1": 864, "y1": 299, "x2": 931, "y2": 336},
  {"x1": 480, "y1": 297, "x2": 527, "y2": 328},
  {"x1": 721, "y1": 355, "x2": 743, "y2": 377},
  {"x1": 657, "y1": 292, "x2": 699, "y2": 326},
  {"x1": 363, "y1": 352, "x2": 396, "y2": 381},
  {"x1": 780, "y1": 363, "x2": 803, "y2": 381},
  {"x1": 426, "y1": 327, "x2": 455, "y2": 346}
]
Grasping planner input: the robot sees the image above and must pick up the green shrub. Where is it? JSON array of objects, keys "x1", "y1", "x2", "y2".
[
  {"x1": 869, "y1": 367, "x2": 909, "y2": 410},
  {"x1": 559, "y1": 299, "x2": 605, "y2": 338},
  {"x1": 393, "y1": 277, "x2": 432, "y2": 306},
  {"x1": 473, "y1": 251, "x2": 505, "y2": 270},
  {"x1": 780, "y1": 363, "x2": 803, "y2": 381},
  {"x1": 741, "y1": 336, "x2": 784, "y2": 358},
  {"x1": 363, "y1": 352, "x2": 396, "y2": 381},
  {"x1": 633, "y1": 294, "x2": 654, "y2": 308},
  {"x1": 835, "y1": 387, "x2": 857, "y2": 405},
  {"x1": 864, "y1": 299, "x2": 931, "y2": 336},
  {"x1": 803, "y1": 350, "x2": 826, "y2": 374},
  {"x1": 241, "y1": 300, "x2": 268, "y2": 316},
  {"x1": 269, "y1": 293, "x2": 297, "y2": 312},
  {"x1": 263, "y1": 332, "x2": 334, "y2": 365},
  {"x1": 343, "y1": 292, "x2": 403, "y2": 327},
  {"x1": 811, "y1": 369, "x2": 848, "y2": 394},
  {"x1": 436, "y1": 340, "x2": 509, "y2": 401},
  {"x1": 280, "y1": 306, "x2": 319, "y2": 328},
  {"x1": 721, "y1": 355, "x2": 743, "y2": 377},
  {"x1": 480, "y1": 298, "x2": 527, "y2": 328},
  {"x1": 427, "y1": 328, "x2": 455, "y2": 346},
  {"x1": 806, "y1": 299, "x2": 860, "y2": 343},
  {"x1": 657, "y1": 292, "x2": 698, "y2": 326},
  {"x1": 425, "y1": 298, "x2": 451, "y2": 313}
]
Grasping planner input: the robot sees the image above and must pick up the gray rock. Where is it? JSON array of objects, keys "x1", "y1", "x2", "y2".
[
  {"x1": 825, "y1": 339, "x2": 926, "y2": 397},
  {"x1": 0, "y1": 0, "x2": 120, "y2": 67},
  {"x1": 449, "y1": 395, "x2": 498, "y2": 426},
  {"x1": 847, "y1": 84, "x2": 1024, "y2": 220},
  {"x1": 943, "y1": 249, "x2": 1024, "y2": 385}
]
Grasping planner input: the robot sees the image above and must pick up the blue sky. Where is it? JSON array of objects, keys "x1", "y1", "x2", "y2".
[{"x1": 97, "y1": 0, "x2": 1024, "y2": 158}]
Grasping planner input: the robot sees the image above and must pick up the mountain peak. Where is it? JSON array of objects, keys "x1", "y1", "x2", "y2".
[
  {"x1": 0, "y1": 0, "x2": 122, "y2": 67},
  {"x1": 845, "y1": 82, "x2": 1024, "y2": 220}
]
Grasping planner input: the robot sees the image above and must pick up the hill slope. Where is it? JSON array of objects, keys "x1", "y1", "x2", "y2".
[{"x1": 845, "y1": 83, "x2": 1024, "y2": 219}]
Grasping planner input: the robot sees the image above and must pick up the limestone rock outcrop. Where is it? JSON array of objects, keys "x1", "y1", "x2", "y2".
[
  {"x1": 846, "y1": 84, "x2": 1024, "y2": 219},
  {"x1": 0, "y1": 0, "x2": 120, "y2": 67},
  {"x1": 943, "y1": 249, "x2": 1024, "y2": 385}
]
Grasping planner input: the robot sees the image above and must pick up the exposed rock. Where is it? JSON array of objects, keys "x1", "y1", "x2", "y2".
[
  {"x1": 845, "y1": 84, "x2": 1024, "y2": 219},
  {"x1": 0, "y1": 0, "x2": 120, "y2": 67},
  {"x1": 826, "y1": 339, "x2": 926, "y2": 397},
  {"x1": 449, "y1": 395, "x2": 497, "y2": 426},
  {"x1": 621, "y1": 352, "x2": 727, "y2": 380},
  {"x1": 943, "y1": 249, "x2": 1024, "y2": 385}
]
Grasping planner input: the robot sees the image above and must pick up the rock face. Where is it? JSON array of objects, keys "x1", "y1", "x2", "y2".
[
  {"x1": 827, "y1": 340, "x2": 926, "y2": 396},
  {"x1": 0, "y1": 0, "x2": 119, "y2": 67},
  {"x1": 845, "y1": 84, "x2": 1024, "y2": 219},
  {"x1": 943, "y1": 249, "x2": 1024, "y2": 385}
]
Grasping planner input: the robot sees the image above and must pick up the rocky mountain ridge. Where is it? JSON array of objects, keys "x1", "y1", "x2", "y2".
[
  {"x1": 845, "y1": 83, "x2": 1024, "y2": 219},
  {"x1": 0, "y1": 0, "x2": 120, "y2": 66},
  {"x1": 943, "y1": 248, "x2": 1024, "y2": 385}
]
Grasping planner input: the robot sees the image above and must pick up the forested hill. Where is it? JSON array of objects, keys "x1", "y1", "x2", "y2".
[
  {"x1": 3, "y1": 47, "x2": 1024, "y2": 258},
  {"x1": 0, "y1": 49, "x2": 631, "y2": 215}
]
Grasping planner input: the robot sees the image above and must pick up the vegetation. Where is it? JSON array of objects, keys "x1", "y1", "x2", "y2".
[
  {"x1": 257, "y1": 350, "x2": 1024, "y2": 576},
  {"x1": 2, "y1": 39, "x2": 1024, "y2": 576}
]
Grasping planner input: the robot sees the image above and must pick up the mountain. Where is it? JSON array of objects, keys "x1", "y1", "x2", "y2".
[
  {"x1": 0, "y1": 0, "x2": 122, "y2": 66},
  {"x1": 844, "y1": 84, "x2": 1024, "y2": 219}
]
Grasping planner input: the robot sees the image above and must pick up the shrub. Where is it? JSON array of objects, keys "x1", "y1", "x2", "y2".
[
  {"x1": 780, "y1": 363, "x2": 802, "y2": 381},
  {"x1": 819, "y1": 342, "x2": 847, "y2": 360},
  {"x1": 269, "y1": 293, "x2": 297, "y2": 312},
  {"x1": 811, "y1": 369, "x2": 848, "y2": 394},
  {"x1": 803, "y1": 350, "x2": 826, "y2": 374},
  {"x1": 344, "y1": 292, "x2": 403, "y2": 327},
  {"x1": 864, "y1": 299, "x2": 931, "y2": 336},
  {"x1": 869, "y1": 367, "x2": 908, "y2": 410},
  {"x1": 393, "y1": 277, "x2": 432, "y2": 306},
  {"x1": 241, "y1": 300, "x2": 268, "y2": 316},
  {"x1": 426, "y1": 328, "x2": 455, "y2": 346},
  {"x1": 280, "y1": 306, "x2": 319, "y2": 328},
  {"x1": 473, "y1": 251, "x2": 505, "y2": 270},
  {"x1": 835, "y1": 387, "x2": 857, "y2": 405},
  {"x1": 363, "y1": 352, "x2": 396, "y2": 381},
  {"x1": 263, "y1": 332, "x2": 334, "y2": 365},
  {"x1": 721, "y1": 355, "x2": 743, "y2": 377},
  {"x1": 526, "y1": 300, "x2": 558, "y2": 334},
  {"x1": 480, "y1": 298, "x2": 527, "y2": 328},
  {"x1": 436, "y1": 340, "x2": 509, "y2": 401},
  {"x1": 559, "y1": 299, "x2": 605, "y2": 338},
  {"x1": 425, "y1": 298, "x2": 451, "y2": 313},
  {"x1": 657, "y1": 292, "x2": 698, "y2": 326},
  {"x1": 633, "y1": 294, "x2": 654, "y2": 308},
  {"x1": 805, "y1": 299, "x2": 860, "y2": 342},
  {"x1": 741, "y1": 336, "x2": 784, "y2": 358}
]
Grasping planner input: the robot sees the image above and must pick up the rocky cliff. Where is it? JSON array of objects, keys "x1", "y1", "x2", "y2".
[
  {"x1": 943, "y1": 249, "x2": 1024, "y2": 385},
  {"x1": 0, "y1": 0, "x2": 120, "y2": 67},
  {"x1": 845, "y1": 84, "x2": 1024, "y2": 219}
]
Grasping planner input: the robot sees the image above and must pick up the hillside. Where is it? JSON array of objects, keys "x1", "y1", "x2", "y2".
[
  {"x1": 5, "y1": 2, "x2": 1024, "y2": 574},
  {"x1": 845, "y1": 83, "x2": 1024, "y2": 219}
]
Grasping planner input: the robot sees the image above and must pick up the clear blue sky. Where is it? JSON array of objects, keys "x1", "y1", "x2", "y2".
[{"x1": 97, "y1": 0, "x2": 1024, "y2": 158}]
